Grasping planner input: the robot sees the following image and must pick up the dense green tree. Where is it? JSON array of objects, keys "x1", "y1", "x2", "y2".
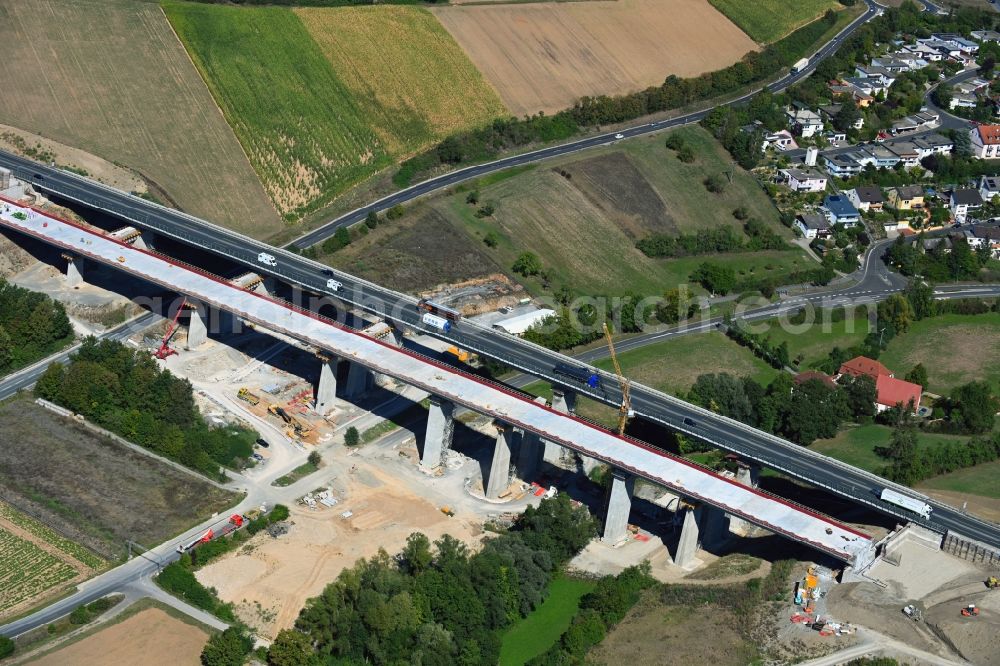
[
  {"x1": 201, "y1": 627, "x2": 253, "y2": 666},
  {"x1": 0, "y1": 636, "x2": 13, "y2": 659},
  {"x1": 691, "y1": 262, "x2": 737, "y2": 295},
  {"x1": 905, "y1": 364, "x2": 928, "y2": 390},
  {"x1": 877, "y1": 294, "x2": 914, "y2": 335},
  {"x1": 833, "y1": 102, "x2": 861, "y2": 132},
  {"x1": 843, "y1": 374, "x2": 877, "y2": 420},
  {"x1": 344, "y1": 426, "x2": 360, "y2": 447},
  {"x1": 268, "y1": 629, "x2": 316, "y2": 666},
  {"x1": 512, "y1": 252, "x2": 542, "y2": 277},
  {"x1": 944, "y1": 381, "x2": 996, "y2": 435},
  {"x1": 400, "y1": 532, "x2": 433, "y2": 575}
]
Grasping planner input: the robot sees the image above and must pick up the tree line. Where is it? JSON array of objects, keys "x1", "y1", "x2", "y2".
[
  {"x1": 636, "y1": 219, "x2": 788, "y2": 259},
  {"x1": 879, "y1": 416, "x2": 1000, "y2": 486},
  {"x1": 884, "y1": 235, "x2": 996, "y2": 283},
  {"x1": 249, "y1": 495, "x2": 598, "y2": 665},
  {"x1": 34, "y1": 337, "x2": 256, "y2": 479},
  {"x1": 0, "y1": 278, "x2": 73, "y2": 376},
  {"x1": 394, "y1": 9, "x2": 841, "y2": 187}
]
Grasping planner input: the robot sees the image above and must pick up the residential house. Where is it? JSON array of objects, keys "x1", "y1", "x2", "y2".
[
  {"x1": 955, "y1": 78, "x2": 990, "y2": 96},
  {"x1": 793, "y1": 371, "x2": 838, "y2": 390},
  {"x1": 855, "y1": 65, "x2": 897, "y2": 89},
  {"x1": 871, "y1": 57, "x2": 911, "y2": 74},
  {"x1": 970, "y1": 124, "x2": 1000, "y2": 159},
  {"x1": 858, "y1": 144, "x2": 902, "y2": 169},
  {"x1": 837, "y1": 356, "x2": 921, "y2": 413},
  {"x1": 885, "y1": 141, "x2": 921, "y2": 168},
  {"x1": 888, "y1": 185, "x2": 925, "y2": 210},
  {"x1": 845, "y1": 76, "x2": 889, "y2": 97},
  {"x1": 824, "y1": 151, "x2": 864, "y2": 178},
  {"x1": 875, "y1": 375, "x2": 923, "y2": 413},
  {"x1": 979, "y1": 175, "x2": 1000, "y2": 203},
  {"x1": 901, "y1": 42, "x2": 943, "y2": 61},
  {"x1": 786, "y1": 107, "x2": 824, "y2": 138},
  {"x1": 931, "y1": 33, "x2": 979, "y2": 53},
  {"x1": 971, "y1": 30, "x2": 1000, "y2": 43},
  {"x1": 781, "y1": 168, "x2": 828, "y2": 193},
  {"x1": 762, "y1": 129, "x2": 798, "y2": 152},
  {"x1": 951, "y1": 93, "x2": 978, "y2": 110},
  {"x1": 971, "y1": 225, "x2": 1000, "y2": 257},
  {"x1": 922, "y1": 236, "x2": 953, "y2": 253},
  {"x1": 839, "y1": 356, "x2": 893, "y2": 379},
  {"x1": 950, "y1": 188, "x2": 984, "y2": 223},
  {"x1": 795, "y1": 213, "x2": 831, "y2": 240},
  {"x1": 847, "y1": 185, "x2": 884, "y2": 212},
  {"x1": 822, "y1": 194, "x2": 861, "y2": 226},
  {"x1": 826, "y1": 130, "x2": 848, "y2": 145},
  {"x1": 910, "y1": 133, "x2": 953, "y2": 157}
]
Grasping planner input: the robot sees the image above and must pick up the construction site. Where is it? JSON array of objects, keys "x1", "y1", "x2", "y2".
[{"x1": 0, "y1": 187, "x2": 997, "y2": 663}]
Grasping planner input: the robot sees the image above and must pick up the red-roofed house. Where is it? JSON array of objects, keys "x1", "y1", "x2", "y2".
[
  {"x1": 793, "y1": 371, "x2": 838, "y2": 390},
  {"x1": 838, "y1": 356, "x2": 893, "y2": 379},
  {"x1": 970, "y1": 124, "x2": 1000, "y2": 159},
  {"x1": 875, "y1": 375, "x2": 922, "y2": 413}
]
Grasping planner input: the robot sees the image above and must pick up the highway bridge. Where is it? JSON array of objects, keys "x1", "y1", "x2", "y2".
[
  {"x1": 0, "y1": 195, "x2": 877, "y2": 566},
  {"x1": 2, "y1": 153, "x2": 999, "y2": 552}
]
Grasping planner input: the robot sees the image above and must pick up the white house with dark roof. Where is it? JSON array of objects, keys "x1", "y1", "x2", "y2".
[
  {"x1": 979, "y1": 175, "x2": 1000, "y2": 203},
  {"x1": 780, "y1": 168, "x2": 828, "y2": 193},
  {"x1": 795, "y1": 213, "x2": 831, "y2": 240},
  {"x1": 847, "y1": 186, "x2": 884, "y2": 212},
  {"x1": 951, "y1": 188, "x2": 984, "y2": 223}
]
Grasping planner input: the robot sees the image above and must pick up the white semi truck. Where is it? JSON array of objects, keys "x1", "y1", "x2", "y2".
[
  {"x1": 791, "y1": 57, "x2": 809, "y2": 74},
  {"x1": 880, "y1": 488, "x2": 932, "y2": 519}
]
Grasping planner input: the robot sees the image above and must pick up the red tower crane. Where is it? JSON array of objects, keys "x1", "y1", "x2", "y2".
[{"x1": 154, "y1": 298, "x2": 187, "y2": 360}]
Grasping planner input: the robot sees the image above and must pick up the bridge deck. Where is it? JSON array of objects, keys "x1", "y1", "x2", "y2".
[{"x1": 0, "y1": 196, "x2": 873, "y2": 564}]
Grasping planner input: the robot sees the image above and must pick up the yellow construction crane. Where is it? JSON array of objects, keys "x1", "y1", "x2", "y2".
[{"x1": 602, "y1": 322, "x2": 633, "y2": 435}]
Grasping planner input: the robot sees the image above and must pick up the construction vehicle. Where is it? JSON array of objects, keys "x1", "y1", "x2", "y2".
[
  {"x1": 440, "y1": 506, "x2": 455, "y2": 517},
  {"x1": 269, "y1": 404, "x2": 311, "y2": 437},
  {"x1": 175, "y1": 514, "x2": 245, "y2": 553},
  {"x1": 987, "y1": 576, "x2": 999, "y2": 589},
  {"x1": 602, "y1": 322, "x2": 634, "y2": 436},
  {"x1": 902, "y1": 605, "x2": 922, "y2": 621},
  {"x1": 153, "y1": 298, "x2": 187, "y2": 360},
  {"x1": 445, "y1": 346, "x2": 478, "y2": 365},
  {"x1": 269, "y1": 404, "x2": 292, "y2": 423},
  {"x1": 961, "y1": 604, "x2": 980, "y2": 617},
  {"x1": 237, "y1": 388, "x2": 260, "y2": 406}
]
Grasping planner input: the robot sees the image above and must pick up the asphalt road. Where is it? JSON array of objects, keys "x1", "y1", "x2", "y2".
[{"x1": 289, "y1": 0, "x2": 883, "y2": 250}]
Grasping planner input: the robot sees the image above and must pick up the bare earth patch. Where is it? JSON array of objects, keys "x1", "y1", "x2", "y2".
[
  {"x1": 29, "y1": 607, "x2": 210, "y2": 666},
  {"x1": 196, "y1": 464, "x2": 483, "y2": 639},
  {"x1": 561, "y1": 152, "x2": 676, "y2": 239},
  {"x1": 431, "y1": 0, "x2": 757, "y2": 116}
]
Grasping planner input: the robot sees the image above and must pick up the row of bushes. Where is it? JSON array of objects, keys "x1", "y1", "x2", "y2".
[
  {"x1": 394, "y1": 9, "x2": 840, "y2": 186},
  {"x1": 635, "y1": 219, "x2": 787, "y2": 259}
]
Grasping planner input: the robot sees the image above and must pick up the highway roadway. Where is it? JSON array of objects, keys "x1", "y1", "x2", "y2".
[
  {"x1": 289, "y1": 0, "x2": 883, "y2": 249},
  {"x1": 4, "y1": 154, "x2": 1000, "y2": 552}
]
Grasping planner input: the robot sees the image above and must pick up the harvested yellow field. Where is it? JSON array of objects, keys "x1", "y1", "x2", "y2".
[
  {"x1": 295, "y1": 6, "x2": 507, "y2": 157},
  {"x1": 431, "y1": 0, "x2": 758, "y2": 116}
]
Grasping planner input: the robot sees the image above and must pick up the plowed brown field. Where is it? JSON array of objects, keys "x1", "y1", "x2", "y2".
[{"x1": 431, "y1": 0, "x2": 757, "y2": 116}]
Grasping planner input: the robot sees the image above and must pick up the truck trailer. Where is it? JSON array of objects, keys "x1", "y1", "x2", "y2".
[
  {"x1": 880, "y1": 488, "x2": 932, "y2": 519},
  {"x1": 421, "y1": 312, "x2": 452, "y2": 333},
  {"x1": 791, "y1": 57, "x2": 809, "y2": 73}
]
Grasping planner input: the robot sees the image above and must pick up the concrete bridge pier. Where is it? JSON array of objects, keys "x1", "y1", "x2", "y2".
[
  {"x1": 674, "y1": 506, "x2": 702, "y2": 569},
  {"x1": 421, "y1": 397, "x2": 454, "y2": 470},
  {"x1": 543, "y1": 389, "x2": 576, "y2": 465},
  {"x1": 344, "y1": 361, "x2": 373, "y2": 398},
  {"x1": 486, "y1": 423, "x2": 515, "y2": 500},
  {"x1": 186, "y1": 302, "x2": 208, "y2": 350},
  {"x1": 699, "y1": 505, "x2": 730, "y2": 550},
  {"x1": 62, "y1": 253, "x2": 84, "y2": 287},
  {"x1": 601, "y1": 470, "x2": 635, "y2": 544},
  {"x1": 315, "y1": 356, "x2": 338, "y2": 415},
  {"x1": 729, "y1": 464, "x2": 761, "y2": 536},
  {"x1": 514, "y1": 428, "x2": 544, "y2": 481}
]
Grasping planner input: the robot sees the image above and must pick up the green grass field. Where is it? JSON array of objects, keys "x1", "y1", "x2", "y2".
[
  {"x1": 753, "y1": 313, "x2": 870, "y2": 369},
  {"x1": 499, "y1": 575, "x2": 595, "y2": 666},
  {"x1": 163, "y1": 2, "x2": 504, "y2": 221},
  {"x1": 878, "y1": 313, "x2": 1000, "y2": 394},
  {"x1": 433, "y1": 126, "x2": 811, "y2": 298},
  {"x1": 810, "y1": 423, "x2": 968, "y2": 474},
  {"x1": 709, "y1": 0, "x2": 841, "y2": 43},
  {"x1": 919, "y1": 459, "x2": 1000, "y2": 499},
  {"x1": 296, "y1": 6, "x2": 505, "y2": 158}
]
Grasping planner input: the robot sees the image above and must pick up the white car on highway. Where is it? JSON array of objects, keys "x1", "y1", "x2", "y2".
[
  {"x1": 326, "y1": 278, "x2": 342, "y2": 291},
  {"x1": 257, "y1": 252, "x2": 277, "y2": 267},
  {"x1": 614, "y1": 133, "x2": 625, "y2": 140}
]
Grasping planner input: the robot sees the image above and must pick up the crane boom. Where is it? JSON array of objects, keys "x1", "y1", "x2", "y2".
[
  {"x1": 154, "y1": 298, "x2": 187, "y2": 359},
  {"x1": 602, "y1": 323, "x2": 632, "y2": 435}
]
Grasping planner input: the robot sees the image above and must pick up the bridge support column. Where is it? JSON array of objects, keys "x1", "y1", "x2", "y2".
[
  {"x1": 132, "y1": 231, "x2": 155, "y2": 251},
  {"x1": 601, "y1": 470, "x2": 634, "y2": 544},
  {"x1": 315, "y1": 358, "x2": 338, "y2": 415},
  {"x1": 486, "y1": 424, "x2": 514, "y2": 500},
  {"x1": 514, "y1": 428, "x2": 543, "y2": 481},
  {"x1": 421, "y1": 397, "x2": 454, "y2": 470},
  {"x1": 63, "y1": 255, "x2": 84, "y2": 287},
  {"x1": 728, "y1": 464, "x2": 761, "y2": 536},
  {"x1": 344, "y1": 361, "x2": 372, "y2": 398},
  {"x1": 544, "y1": 389, "x2": 576, "y2": 465},
  {"x1": 674, "y1": 506, "x2": 701, "y2": 569},
  {"x1": 186, "y1": 304, "x2": 207, "y2": 350},
  {"x1": 699, "y1": 506, "x2": 730, "y2": 550}
]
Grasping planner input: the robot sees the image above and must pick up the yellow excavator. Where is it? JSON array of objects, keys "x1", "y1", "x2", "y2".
[{"x1": 602, "y1": 322, "x2": 634, "y2": 436}]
